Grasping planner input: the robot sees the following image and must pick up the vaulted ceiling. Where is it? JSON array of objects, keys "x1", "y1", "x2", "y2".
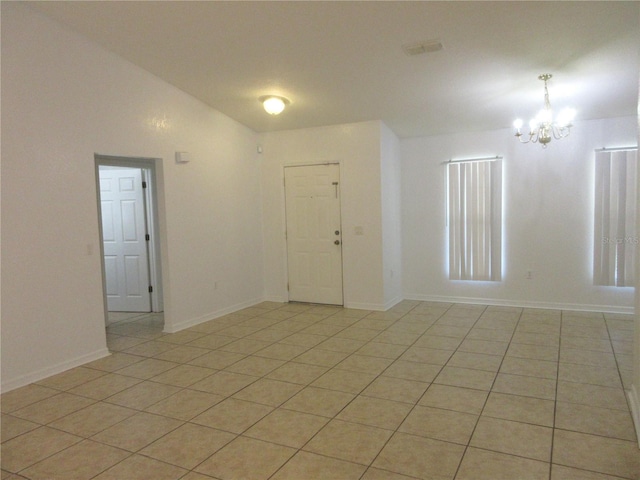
[{"x1": 30, "y1": 1, "x2": 639, "y2": 138}]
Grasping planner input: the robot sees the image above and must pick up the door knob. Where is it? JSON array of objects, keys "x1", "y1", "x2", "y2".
[
  {"x1": 334, "y1": 240, "x2": 340, "y2": 245},
  {"x1": 335, "y1": 230, "x2": 340, "y2": 235}
]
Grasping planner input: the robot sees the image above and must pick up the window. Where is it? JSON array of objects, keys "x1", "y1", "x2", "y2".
[
  {"x1": 593, "y1": 148, "x2": 637, "y2": 287},
  {"x1": 447, "y1": 157, "x2": 502, "y2": 281}
]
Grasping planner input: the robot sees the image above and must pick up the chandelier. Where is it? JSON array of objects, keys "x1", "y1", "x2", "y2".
[{"x1": 513, "y1": 73, "x2": 575, "y2": 147}]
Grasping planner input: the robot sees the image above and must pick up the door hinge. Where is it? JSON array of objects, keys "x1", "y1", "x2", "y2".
[
  {"x1": 148, "y1": 285, "x2": 153, "y2": 293},
  {"x1": 145, "y1": 234, "x2": 150, "y2": 241},
  {"x1": 142, "y1": 181, "x2": 147, "y2": 189}
]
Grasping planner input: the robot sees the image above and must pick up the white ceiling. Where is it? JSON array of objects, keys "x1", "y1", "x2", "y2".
[{"x1": 30, "y1": 1, "x2": 640, "y2": 138}]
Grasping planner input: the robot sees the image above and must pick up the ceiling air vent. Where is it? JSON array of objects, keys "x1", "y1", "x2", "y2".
[{"x1": 402, "y1": 39, "x2": 443, "y2": 56}]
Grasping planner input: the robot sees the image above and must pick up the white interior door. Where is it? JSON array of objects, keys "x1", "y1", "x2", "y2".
[
  {"x1": 99, "y1": 167, "x2": 151, "y2": 312},
  {"x1": 285, "y1": 164, "x2": 343, "y2": 305}
]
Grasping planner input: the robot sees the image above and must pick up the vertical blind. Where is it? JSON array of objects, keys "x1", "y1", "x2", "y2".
[
  {"x1": 593, "y1": 148, "x2": 637, "y2": 287},
  {"x1": 448, "y1": 158, "x2": 502, "y2": 281}
]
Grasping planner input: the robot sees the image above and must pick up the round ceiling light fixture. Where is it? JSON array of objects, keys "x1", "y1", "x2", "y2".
[{"x1": 259, "y1": 95, "x2": 290, "y2": 115}]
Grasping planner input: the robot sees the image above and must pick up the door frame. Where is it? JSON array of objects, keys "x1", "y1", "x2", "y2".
[
  {"x1": 283, "y1": 162, "x2": 345, "y2": 305},
  {"x1": 94, "y1": 155, "x2": 164, "y2": 317}
]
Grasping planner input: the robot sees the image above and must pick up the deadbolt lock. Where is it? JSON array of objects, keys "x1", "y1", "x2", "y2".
[{"x1": 335, "y1": 230, "x2": 340, "y2": 235}]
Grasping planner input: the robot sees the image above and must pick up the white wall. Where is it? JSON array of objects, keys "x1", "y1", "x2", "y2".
[
  {"x1": 401, "y1": 116, "x2": 638, "y2": 312},
  {"x1": 1, "y1": 3, "x2": 264, "y2": 391},
  {"x1": 380, "y1": 123, "x2": 403, "y2": 308},
  {"x1": 259, "y1": 121, "x2": 388, "y2": 310}
]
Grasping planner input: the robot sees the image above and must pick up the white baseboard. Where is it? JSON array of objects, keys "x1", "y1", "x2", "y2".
[
  {"x1": 627, "y1": 386, "x2": 640, "y2": 448},
  {"x1": 402, "y1": 293, "x2": 634, "y2": 314},
  {"x1": 1, "y1": 348, "x2": 111, "y2": 394},
  {"x1": 165, "y1": 297, "x2": 266, "y2": 333}
]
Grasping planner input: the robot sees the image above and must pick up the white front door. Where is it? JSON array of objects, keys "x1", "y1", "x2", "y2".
[
  {"x1": 285, "y1": 164, "x2": 343, "y2": 305},
  {"x1": 99, "y1": 167, "x2": 151, "y2": 312}
]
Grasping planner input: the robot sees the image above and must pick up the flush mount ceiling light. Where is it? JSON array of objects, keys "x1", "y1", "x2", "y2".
[
  {"x1": 259, "y1": 95, "x2": 290, "y2": 115},
  {"x1": 513, "y1": 73, "x2": 576, "y2": 148}
]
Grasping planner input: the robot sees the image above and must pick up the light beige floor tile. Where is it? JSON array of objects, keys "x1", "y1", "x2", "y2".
[
  {"x1": 186, "y1": 350, "x2": 246, "y2": 369},
  {"x1": 0, "y1": 426, "x2": 82, "y2": 472},
  {"x1": 412, "y1": 335, "x2": 462, "y2": 350},
  {"x1": 271, "y1": 451, "x2": 366, "y2": 480},
  {"x1": 553, "y1": 429, "x2": 640, "y2": 479},
  {"x1": 334, "y1": 327, "x2": 380, "y2": 342},
  {"x1": 471, "y1": 416, "x2": 552, "y2": 461},
  {"x1": 361, "y1": 376, "x2": 429, "y2": 403},
  {"x1": 555, "y1": 402, "x2": 637, "y2": 441},
  {"x1": 35, "y1": 367, "x2": 106, "y2": 391},
  {"x1": 456, "y1": 447, "x2": 549, "y2": 480},
  {"x1": 68, "y1": 373, "x2": 141, "y2": 400},
  {"x1": 195, "y1": 436, "x2": 296, "y2": 480},
  {"x1": 107, "y1": 335, "x2": 148, "y2": 351},
  {"x1": 156, "y1": 330, "x2": 208, "y2": 345},
  {"x1": 115, "y1": 358, "x2": 179, "y2": 380},
  {"x1": 91, "y1": 412, "x2": 182, "y2": 452},
  {"x1": 1, "y1": 415, "x2": 39, "y2": 442},
  {"x1": 282, "y1": 386, "x2": 355, "y2": 417},
  {"x1": 382, "y1": 359, "x2": 441, "y2": 382},
  {"x1": 20, "y1": 440, "x2": 129, "y2": 480},
  {"x1": 335, "y1": 354, "x2": 394, "y2": 375},
  {"x1": 11, "y1": 392, "x2": 95, "y2": 424},
  {"x1": 559, "y1": 347, "x2": 617, "y2": 368},
  {"x1": 150, "y1": 364, "x2": 217, "y2": 387},
  {"x1": 186, "y1": 333, "x2": 236, "y2": 350},
  {"x1": 511, "y1": 331, "x2": 560, "y2": 347},
  {"x1": 337, "y1": 396, "x2": 412, "y2": 430},
  {"x1": 446, "y1": 351, "x2": 503, "y2": 372},
  {"x1": 266, "y1": 362, "x2": 328, "y2": 385},
  {"x1": 83, "y1": 352, "x2": 144, "y2": 372},
  {"x1": 311, "y1": 369, "x2": 377, "y2": 394},
  {"x1": 398, "y1": 405, "x2": 477, "y2": 444},
  {"x1": 500, "y1": 356, "x2": 558, "y2": 379},
  {"x1": 233, "y1": 378, "x2": 303, "y2": 407},
  {"x1": 317, "y1": 337, "x2": 367, "y2": 353},
  {"x1": 426, "y1": 325, "x2": 471, "y2": 339},
  {"x1": 419, "y1": 384, "x2": 488, "y2": 415},
  {"x1": 245, "y1": 408, "x2": 329, "y2": 447},
  {"x1": 48, "y1": 402, "x2": 136, "y2": 437},
  {"x1": 304, "y1": 419, "x2": 392, "y2": 465},
  {"x1": 400, "y1": 347, "x2": 453, "y2": 366},
  {"x1": 103, "y1": 381, "x2": 181, "y2": 410},
  {"x1": 246, "y1": 328, "x2": 294, "y2": 344},
  {"x1": 373, "y1": 331, "x2": 421, "y2": 346},
  {"x1": 434, "y1": 366, "x2": 496, "y2": 391},
  {"x1": 372, "y1": 431, "x2": 465, "y2": 479},
  {"x1": 93, "y1": 454, "x2": 188, "y2": 480},
  {"x1": 294, "y1": 348, "x2": 351, "y2": 367},
  {"x1": 122, "y1": 341, "x2": 177, "y2": 358},
  {"x1": 141, "y1": 423, "x2": 235, "y2": 469},
  {"x1": 356, "y1": 342, "x2": 408, "y2": 359},
  {"x1": 254, "y1": 343, "x2": 308, "y2": 360},
  {"x1": 506, "y1": 342, "x2": 559, "y2": 362},
  {"x1": 466, "y1": 326, "x2": 513, "y2": 343},
  {"x1": 558, "y1": 363, "x2": 622, "y2": 388},
  {"x1": 145, "y1": 389, "x2": 224, "y2": 420},
  {"x1": 192, "y1": 398, "x2": 273, "y2": 433},
  {"x1": 153, "y1": 345, "x2": 210, "y2": 363},
  {"x1": 360, "y1": 467, "x2": 419, "y2": 480},
  {"x1": 458, "y1": 338, "x2": 509, "y2": 356},
  {"x1": 551, "y1": 464, "x2": 629, "y2": 480},
  {"x1": 492, "y1": 373, "x2": 556, "y2": 400},
  {"x1": 220, "y1": 338, "x2": 272, "y2": 355},
  {"x1": 0, "y1": 385, "x2": 60, "y2": 414},
  {"x1": 482, "y1": 392, "x2": 554, "y2": 426},
  {"x1": 225, "y1": 356, "x2": 286, "y2": 377},
  {"x1": 560, "y1": 336, "x2": 613, "y2": 353},
  {"x1": 189, "y1": 370, "x2": 259, "y2": 396},
  {"x1": 556, "y1": 381, "x2": 629, "y2": 410}
]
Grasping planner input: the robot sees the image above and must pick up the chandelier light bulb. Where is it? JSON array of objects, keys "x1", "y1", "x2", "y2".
[{"x1": 512, "y1": 73, "x2": 574, "y2": 148}]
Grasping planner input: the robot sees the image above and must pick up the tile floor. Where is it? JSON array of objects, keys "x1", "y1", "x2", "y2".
[{"x1": 2, "y1": 301, "x2": 639, "y2": 479}]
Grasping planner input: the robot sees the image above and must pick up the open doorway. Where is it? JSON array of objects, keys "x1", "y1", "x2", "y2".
[{"x1": 95, "y1": 155, "x2": 163, "y2": 328}]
